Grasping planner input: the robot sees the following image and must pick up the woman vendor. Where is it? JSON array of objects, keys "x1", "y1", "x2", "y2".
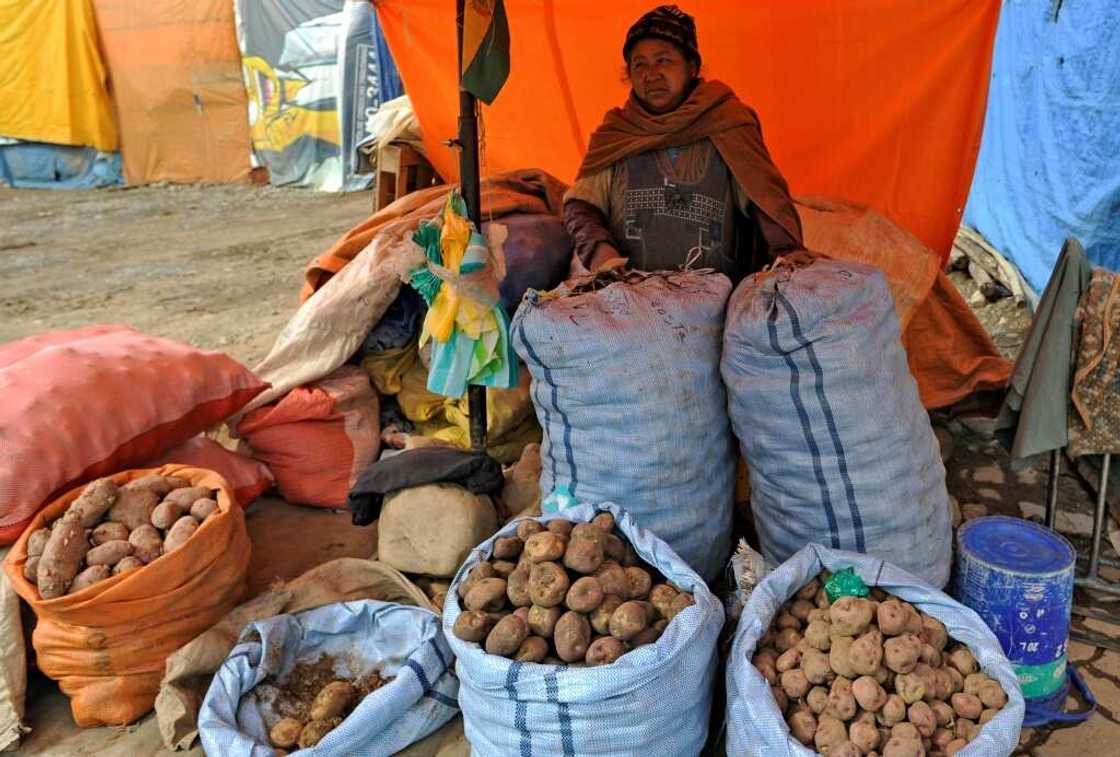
[{"x1": 564, "y1": 5, "x2": 805, "y2": 283}]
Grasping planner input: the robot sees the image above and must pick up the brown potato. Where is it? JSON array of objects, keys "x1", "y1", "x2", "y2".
[
  {"x1": 929, "y1": 669, "x2": 953, "y2": 702},
  {"x1": 529, "y1": 563, "x2": 570, "y2": 608},
  {"x1": 609, "y1": 601, "x2": 648, "y2": 641},
  {"x1": 807, "y1": 608, "x2": 831, "y2": 624},
  {"x1": 890, "y1": 722, "x2": 920, "y2": 742},
  {"x1": 604, "y1": 534, "x2": 626, "y2": 563},
  {"x1": 163, "y1": 515, "x2": 199, "y2": 552},
  {"x1": 775, "y1": 628, "x2": 802, "y2": 654},
  {"x1": 853, "y1": 675, "x2": 888, "y2": 712},
  {"x1": 27, "y1": 528, "x2": 51, "y2": 558},
  {"x1": 491, "y1": 560, "x2": 517, "y2": 579},
  {"x1": 802, "y1": 648, "x2": 832, "y2": 685},
  {"x1": 310, "y1": 681, "x2": 356, "y2": 721},
  {"x1": 884, "y1": 634, "x2": 922, "y2": 674},
  {"x1": 545, "y1": 519, "x2": 573, "y2": 538},
  {"x1": 877, "y1": 600, "x2": 915, "y2": 637},
  {"x1": 776, "y1": 610, "x2": 801, "y2": 631},
  {"x1": 979, "y1": 708, "x2": 999, "y2": 725},
  {"x1": 814, "y1": 715, "x2": 848, "y2": 753},
  {"x1": 850, "y1": 721, "x2": 881, "y2": 754},
  {"x1": 524, "y1": 532, "x2": 566, "y2": 563},
  {"x1": 23, "y1": 556, "x2": 39, "y2": 582},
  {"x1": 112, "y1": 556, "x2": 144, "y2": 576},
  {"x1": 37, "y1": 513, "x2": 89, "y2": 598},
  {"x1": 459, "y1": 563, "x2": 496, "y2": 599},
  {"x1": 590, "y1": 594, "x2": 625, "y2": 636},
  {"x1": 67, "y1": 478, "x2": 119, "y2": 528},
  {"x1": 829, "y1": 742, "x2": 861, "y2": 757},
  {"x1": 649, "y1": 584, "x2": 678, "y2": 618},
  {"x1": 69, "y1": 564, "x2": 111, "y2": 593},
  {"x1": 781, "y1": 668, "x2": 811, "y2": 699},
  {"x1": 515, "y1": 635, "x2": 549, "y2": 663},
  {"x1": 493, "y1": 537, "x2": 524, "y2": 561},
  {"x1": 947, "y1": 647, "x2": 978, "y2": 677},
  {"x1": 804, "y1": 619, "x2": 832, "y2": 651},
  {"x1": 270, "y1": 718, "x2": 303, "y2": 749},
  {"x1": 585, "y1": 636, "x2": 627, "y2": 666},
  {"x1": 919, "y1": 614, "x2": 948, "y2": 651},
  {"x1": 877, "y1": 694, "x2": 907, "y2": 726},
  {"x1": 85, "y1": 539, "x2": 133, "y2": 567},
  {"x1": 591, "y1": 512, "x2": 615, "y2": 532},
  {"x1": 946, "y1": 738, "x2": 969, "y2": 755},
  {"x1": 89, "y1": 522, "x2": 127, "y2": 546},
  {"x1": 826, "y1": 676, "x2": 857, "y2": 721},
  {"x1": 895, "y1": 674, "x2": 926, "y2": 705},
  {"x1": 919, "y1": 643, "x2": 942, "y2": 669},
  {"x1": 563, "y1": 535, "x2": 604, "y2": 575},
  {"x1": 465, "y1": 578, "x2": 509, "y2": 612},
  {"x1": 486, "y1": 615, "x2": 530, "y2": 656},
  {"x1": 931, "y1": 701, "x2": 955, "y2": 728},
  {"x1": 453, "y1": 610, "x2": 497, "y2": 642},
  {"x1": 754, "y1": 649, "x2": 779, "y2": 686},
  {"x1": 771, "y1": 685, "x2": 789, "y2": 715},
  {"x1": 129, "y1": 524, "x2": 163, "y2": 564},
  {"x1": 107, "y1": 487, "x2": 160, "y2": 531},
  {"x1": 526, "y1": 604, "x2": 563, "y2": 637},
  {"x1": 595, "y1": 563, "x2": 631, "y2": 600},
  {"x1": 850, "y1": 629, "x2": 885, "y2": 676},
  {"x1": 951, "y1": 693, "x2": 982, "y2": 721},
  {"x1": 788, "y1": 709, "x2": 817, "y2": 746},
  {"x1": 815, "y1": 587, "x2": 830, "y2": 609},
  {"x1": 882, "y1": 736, "x2": 923, "y2": 757},
  {"x1": 830, "y1": 636, "x2": 857, "y2": 678},
  {"x1": 789, "y1": 599, "x2": 816, "y2": 623},
  {"x1": 931, "y1": 727, "x2": 954, "y2": 751},
  {"x1": 189, "y1": 498, "x2": 219, "y2": 522},
  {"x1": 565, "y1": 576, "x2": 605, "y2": 613},
  {"x1": 776, "y1": 647, "x2": 802, "y2": 673},
  {"x1": 963, "y1": 672, "x2": 988, "y2": 697},
  {"x1": 512, "y1": 606, "x2": 531, "y2": 624},
  {"x1": 954, "y1": 717, "x2": 978, "y2": 742},
  {"x1": 554, "y1": 611, "x2": 591, "y2": 663},
  {"x1": 631, "y1": 618, "x2": 668, "y2": 647},
  {"x1": 506, "y1": 563, "x2": 532, "y2": 607},
  {"x1": 907, "y1": 701, "x2": 935, "y2": 738},
  {"x1": 624, "y1": 567, "x2": 652, "y2": 600},
  {"x1": 298, "y1": 719, "x2": 339, "y2": 749},
  {"x1": 516, "y1": 520, "x2": 544, "y2": 541},
  {"x1": 797, "y1": 578, "x2": 821, "y2": 602},
  {"x1": 162, "y1": 486, "x2": 211, "y2": 509},
  {"x1": 124, "y1": 474, "x2": 182, "y2": 498},
  {"x1": 978, "y1": 680, "x2": 1007, "y2": 709},
  {"x1": 830, "y1": 596, "x2": 875, "y2": 636},
  {"x1": 946, "y1": 667, "x2": 964, "y2": 695},
  {"x1": 807, "y1": 686, "x2": 830, "y2": 714}
]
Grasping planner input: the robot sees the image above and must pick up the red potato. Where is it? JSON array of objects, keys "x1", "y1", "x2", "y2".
[
  {"x1": 150, "y1": 501, "x2": 186, "y2": 530},
  {"x1": 129, "y1": 525, "x2": 163, "y2": 564},
  {"x1": 85, "y1": 540, "x2": 132, "y2": 567},
  {"x1": 516, "y1": 520, "x2": 544, "y2": 541},
  {"x1": 776, "y1": 647, "x2": 802, "y2": 673},
  {"x1": 66, "y1": 478, "x2": 119, "y2": 528},
  {"x1": 608, "y1": 601, "x2": 648, "y2": 641},
  {"x1": 37, "y1": 513, "x2": 89, "y2": 599},
  {"x1": 585, "y1": 636, "x2": 626, "y2": 666},
  {"x1": 91, "y1": 522, "x2": 129, "y2": 546},
  {"x1": 591, "y1": 512, "x2": 615, "y2": 532},
  {"x1": 554, "y1": 611, "x2": 591, "y2": 663},
  {"x1": 189, "y1": 498, "x2": 219, "y2": 521},
  {"x1": 27, "y1": 528, "x2": 50, "y2": 557},
  {"x1": 112, "y1": 556, "x2": 144, "y2": 576},
  {"x1": 951, "y1": 693, "x2": 982, "y2": 721},
  {"x1": 69, "y1": 564, "x2": 111, "y2": 593},
  {"x1": 515, "y1": 636, "x2": 549, "y2": 663},
  {"x1": 108, "y1": 487, "x2": 160, "y2": 531}
]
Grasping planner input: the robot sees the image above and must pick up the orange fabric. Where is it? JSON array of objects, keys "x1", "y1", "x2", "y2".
[
  {"x1": 235, "y1": 367, "x2": 379, "y2": 509},
  {"x1": 2, "y1": 465, "x2": 250, "y2": 727},
  {"x1": 301, "y1": 168, "x2": 567, "y2": 301},
  {"x1": 579, "y1": 80, "x2": 803, "y2": 245},
  {"x1": 90, "y1": 0, "x2": 251, "y2": 184},
  {"x1": 148, "y1": 436, "x2": 273, "y2": 507},
  {"x1": 0, "y1": 325, "x2": 267, "y2": 544},
  {"x1": 903, "y1": 271, "x2": 1013, "y2": 410},
  {"x1": 377, "y1": 0, "x2": 1000, "y2": 260}
]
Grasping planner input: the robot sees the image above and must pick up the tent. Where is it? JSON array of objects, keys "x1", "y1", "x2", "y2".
[{"x1": 377, "y1": 0, "x2": 1001, "y2": 261}]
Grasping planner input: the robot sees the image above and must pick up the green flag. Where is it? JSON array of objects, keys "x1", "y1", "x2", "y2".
[{"x1": 461, "y1": 0, "x2": 510, "y2": 104}]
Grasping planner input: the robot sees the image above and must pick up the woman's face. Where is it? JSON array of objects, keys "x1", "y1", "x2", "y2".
[{"x1": 627, "y1": 38, "x2": 697, "y2": 114}]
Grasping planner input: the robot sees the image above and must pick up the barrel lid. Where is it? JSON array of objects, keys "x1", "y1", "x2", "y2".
[{"x1": 958, "y1": 516, "x2": 1075, "y2": 576}]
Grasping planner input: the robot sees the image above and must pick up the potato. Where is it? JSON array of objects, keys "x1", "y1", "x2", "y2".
[
  {"x1": 603, "y1": 534, "x2": 626, "y2": 563},
  {"x1": 310, "y1": 681, "x2": 355, "y2": 721},
  {"x1": 946, "y1": 738, "x2": 969, "y2": 755},
  {"x1": 493, "y1": 537, "x2": 524, "y2": 560},
  {"x1": 754, "y1": 649, "x2": 780, "y2": 686},
  {"x1": 585, "y1": 636, "x2": 626, "y2": 666},
  {"x1": 788, "y1": 599, "x2": 815, "y2": 623},
  {"x1": 524, "y1": 532, "x2": 566, "y2": 563},
  {"x1": 515, "y1": 519, "x2": 544, "y2": 540},
  {"x1": 884, "y1": 635, "x2": 922, "y2": 674},
  {"x1": 631, "y1": 618, "x2": 668, "y2": 647},
  {"x1": 771, "y1": 685, "x2": 789, "y2": 714},
  {"x1": 830, "y1": 636, "x2": 857, "y2": 678},
  {"x1": 491, "y1": 560, "x2": 517, "y2": 579},
  {"x1": 850, "y1": 629, "x2": 884, "y2": 676},
  {"x1": 775, "y1": 628, "x2": 803, "y2": 654},
  {"x1": 947, "y1": 647, "x2": 978, "y2": 676},
  {"x1": 112, "y1": 556, "x2": 143, "y2": 576},
  {"x1": 919, "y1": 643, "x2": 941, "y2": 669},
  {"x1": 895, "y1": 674, "x2": 926, "y2": 705},
  {"x1": 37, "y1": 513, "x2": 89, "y2": 598},
  {"x1": 950, "y1": 693, "x2": 982, "y2": 721},
  {"x1": 298, "y1": 719, "x2": 338, "y2": 749},
  {"x1": 565, "y1": 576, "x2": 605, "y2": 613},
  {"x1": 907, "y1": 701, "x2": 935, "y2": 738},
  {"x1": 816, "y1": 587, "x2": 831, "y2": 609},
  {"x1": 649, "y1": 584, "x2": 678, "y2": 618},
  {"x1": 486, "y1": 615, "x2": 530, "y2": 656},
  {"x1": 563, "y1": 535, "x2": 605, "y2": 575},
  {"x1": 515, "y1": 635, "x2": 550, "y2": 663},
  {"x1": 851, "y1": 720, "x2": 880, "y2": 753},
  {"x1": 890, "y1": 722, "x2": 920, "y2": 742},
  {"x1": 979, "y1": 708, "x2": 999, "y2": 726},
  {"x1": 270, "y1": 718, "x2": 303, "y2": 748},
  {"x1": 827, "y1": 677, "x2": 857, "y2": 721},
  {"x1": 528, "y1": 563, "x2": 569, "y2": 608},
  {"x1": 609, "y1": 601, "x2": 648, "y2": 641},
  {"x1": 830, "y1": 597, "x2": 874, "y2": 637},
  {"x1": 877, "y1": 600, "x2": 915, "y2": 637},
  {"x1": 878, "y1": 694, "x2": 907, "y2": 726},
  {"x1": 931, "y1": 727, "x2": 954, "y2": 751},
  {"x1": 161, "y1": 486, "x2": 210, "y2": 508},
  {"x1": 189, "y1": 498, "x2": 219, "y2": 522},
  {"x1": 590, "y1": 594, "x2": 625, "y2": 636},
  {"x1": 453, "y1": 610, "x2": 497, "y2": 642},
  {"x1": 805, "y1": 619, "x2": 832, "y2": 651},
  {"x1": 807, "y1": 686, "x2": 829, "y2": 714},
  {"x1": 623, "y1": 567, "x2": 652, "y2": 600},
  {"x1": 554, "y1": 611, "x2": 591, "y2": 663},
  {"x1": 459, "y1": 563, "x2": 496, "y2": 598},
  {"x1": 586, "y1": 511, "x2": 613, "y2": 531},
  {"x1": 954, "y1": 718, "x2": 978, "y2": 742},
  {"x1": 67, "y1": 478, "x2": 119, "y2": 528},
  {"x1": 875, "y1": 665, "x2": 893, "y2": 687},
  {"x1": 506, "y1": 563, "x2": 532, "y2": 607},
  {"x1": 919, "y1": 615, "x2": 948, "y2": 651},
  {"x1": 106, "y1": 486, "x2": 160, "y2": 531},
  {"x1": 523, "y1": 604, "x2": 559, "y2": 637},
  {"x1": 946, "y1": 667, "x2": 964, "y2": 695},
  {"x1": 91, "y1": 522, "x2": 129, "y2": 546},
  {"x1": 962, "y1": 673, "x2": 988, "y2": 697},
  {"x1": 122, "y1": 474, "x2": 175, "y2": 498},
  {"x1": 545, "y1": 519, "x2": 573, "y2": 538},
  {"x1": 853, "y1": 675, "x2": 888, "y2": 712},
  {"x1": 776, "y1": 647, "x2": 802, "y2": 673},
  {"x1": 830, "y1": 742, "x2": 862, "y2": 757},
  {"x1": 807, "y1": 608, "x2": 831, "y2": 624},
  {"x1": 85, "y1": 539, "x2": 132, "y2": 567},
  {"x1": 781, "y1": 668, "x2": 811, "y2": 699},
  {"x1": 465, "y1": 578, "x2": 509, "y2": 612},
  {"x1": 164, "y1": 516, "x2": 198, "y2": 551},
  {"x1": 930, "y1": 701, "x2": 955, "y2": 728},
  {"x1": 776, "y1": 610, "x2": 801, "y2": 631},
  {"x1": 69, "y1": 564, "x2": 111, "y2": 593},
  {"x1": 882, "y1": 737, "x2": 923, "y2": 757},
  {"x1": 128, "y1": 525, "x2": 163, "y2": 564},
  {"x1": 595, "y1": 563, "x2": 631, "y2": 600},
  {"x1": 512, "y1": 606, "x2": 531, "y2": 624},
  {"x1": 796, "y1": 578, "x2": 820, "y2": 602},
  {"x1": 929, "y1": 669, "x2": 953, "y2": 702},
  {"x1": 151, "y1": 500, "x2": 187, "y2": 530},
  {"x1": 27, "y1": 528, "x2": 51, "y2": 558},
  {"x1": 802, "y1": 648, "x2": 832, "y2": 685},
  {"x1": 814, "y1": 715, "x2": 848, "y2": 753},
  {"x1": 788, "y1": 709, "x2": 817, "y2": 746},
  {"x1": 23, "y1": 555, "x2": 39, "y2": 582},
  {"x1": 978, "y1": 680, "x2": 1007, "y2": 710}
]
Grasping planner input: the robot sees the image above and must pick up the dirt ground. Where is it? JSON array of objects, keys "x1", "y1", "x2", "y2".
[{"x1": 2, "y1": 184, "x2": 1118, "y2": 755}]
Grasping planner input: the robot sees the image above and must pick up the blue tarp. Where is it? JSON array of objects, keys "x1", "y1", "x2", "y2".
[
  {"x1": 0, "y1": 141, "x2": 122, "y2": 189},
  {"x1": 964, "y1": 0, "x2": 1120, "y2": 293}
]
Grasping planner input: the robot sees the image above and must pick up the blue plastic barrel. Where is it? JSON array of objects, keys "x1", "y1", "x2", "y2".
[{"x1": 954, "y1": 516, "x2": 1075, "y2": 709}]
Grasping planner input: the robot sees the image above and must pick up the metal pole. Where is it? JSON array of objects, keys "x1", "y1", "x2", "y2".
[
  {"x1": 457, "y1": 0, "x2": 488, "y2": 451},
  {"x1": 1046, "y1": 449, "x2": 1061, "y2": 530},
  {"x1": 1087, "y1": 453, "x2": 1112, "y2": 580}
]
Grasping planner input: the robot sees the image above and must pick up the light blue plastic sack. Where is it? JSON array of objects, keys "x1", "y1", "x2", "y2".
[
  {"x1": 721, "y1": 259, "x2": 953, "y2": 587},
  {"x1": 726, "y1": 544, "x2": 1026, "y2": 757},
  {"x1": 512, "y1": 270, "x2": 735, "y2": 583},
  {"x1": 445, "y1": 503, "x2": 725, "y2": 757},
  {"x1": 198, "y1": 600, "x2": 458, "y2": 757}
]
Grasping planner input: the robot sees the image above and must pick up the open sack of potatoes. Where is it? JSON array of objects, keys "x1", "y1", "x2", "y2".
[
  {"x1": 2, "y1": 465, "x2": 250, "y2": 727},
  {"x1": 725, "y1": 544, "x2": 1025, "y2": 757},
  {"x1": 444, "y1": 503, "x2": 725, "y2": 757}
]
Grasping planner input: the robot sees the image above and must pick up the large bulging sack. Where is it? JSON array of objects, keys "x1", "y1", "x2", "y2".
[
  {"x1": 2, "y1": 465, "x2": 250, "y2": 727},
  {"x1": 721, "y1": 258, "x2": 952, "y2": 586},
  {"x1": 512, "y1": 271, "x2": 735, "y2": 583},
  {"x1": 725, "y1": 544, "x2": 1025, "y2": 756},
  {"x1": 445, "y1": 503, "x2": 724, "y2": 756}
]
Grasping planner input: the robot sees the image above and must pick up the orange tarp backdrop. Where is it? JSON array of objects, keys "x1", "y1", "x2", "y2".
[
  {"x1": 378, "y1": 1, "x2": 1000, "y2": 260},
  {"x1": 0, "y1": 0, "x2": 117, "y2": 151},
  {"x1": 91, "y1": 0, "x2": 250, "y2": 184}
]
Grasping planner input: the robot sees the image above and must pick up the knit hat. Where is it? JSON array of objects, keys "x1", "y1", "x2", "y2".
[{"x1": 623, "y1": 5, "x2": 700, "y2": 67}]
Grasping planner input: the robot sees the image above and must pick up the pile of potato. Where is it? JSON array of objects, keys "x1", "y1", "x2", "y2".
[
  {"x1": 269, "y1": 675, "x2": 389, "y2": 751},
  {"x1": 753, "y1": 573, "x2": 1009, "y2": 757},
  {"x1": 452, "y1": 513, "x2": 695, "y2": 665},
  {"x1": 23, "y1": 475, "x2": 219, "y2": 598}
]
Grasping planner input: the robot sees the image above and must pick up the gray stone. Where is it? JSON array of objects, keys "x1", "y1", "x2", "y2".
[{"x1": 378, "y1": 484, "x2": 498, "y2": 577}]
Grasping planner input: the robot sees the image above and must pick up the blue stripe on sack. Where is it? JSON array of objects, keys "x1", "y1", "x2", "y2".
[
  {"x1": 429, "y1": 637, "x2": 448, "y2": 670},
  {"x1": 515, "y1": 321, "x2": 558, "y2": 487},
  {"x1": 405, "y1": 659, "x2": 431, "y2": 693},
  {"x1": 776, "y1": 293, "x2": 866, "y2": 551},
  {"x1": 544, "y1": 671, "x2": 575, "y2": 756},
  {"x1": 505, "y1": 662, "x2": 531, "y2": 757},
  {"x1": 426, "y1": 689, "x2": 459, "y2": 709},
  {"x1": 515, "y1": 322, "x2": 578, "y2": 495},
  {"x1": 767, "y1": 303, "x2": 841, "y2": 548}
]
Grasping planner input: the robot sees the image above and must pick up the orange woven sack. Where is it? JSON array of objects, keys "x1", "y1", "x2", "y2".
[{"x1": 2, "y1": 465, "x2": 251, "y2": 727}]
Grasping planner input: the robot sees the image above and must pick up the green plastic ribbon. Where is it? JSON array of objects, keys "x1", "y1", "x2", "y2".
[{"x1": 824, "y1": 567, "x2": 870, "y2": 603}]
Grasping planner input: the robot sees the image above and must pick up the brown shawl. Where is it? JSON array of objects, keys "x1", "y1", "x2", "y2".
[{"x1": 578, "y1": 79, "x2": 803, "y2": 246}]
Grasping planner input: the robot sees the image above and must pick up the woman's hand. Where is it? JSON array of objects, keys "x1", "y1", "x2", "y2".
[{"x1": 589, "y1": 242, "x2": 627, "y2": 272}]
